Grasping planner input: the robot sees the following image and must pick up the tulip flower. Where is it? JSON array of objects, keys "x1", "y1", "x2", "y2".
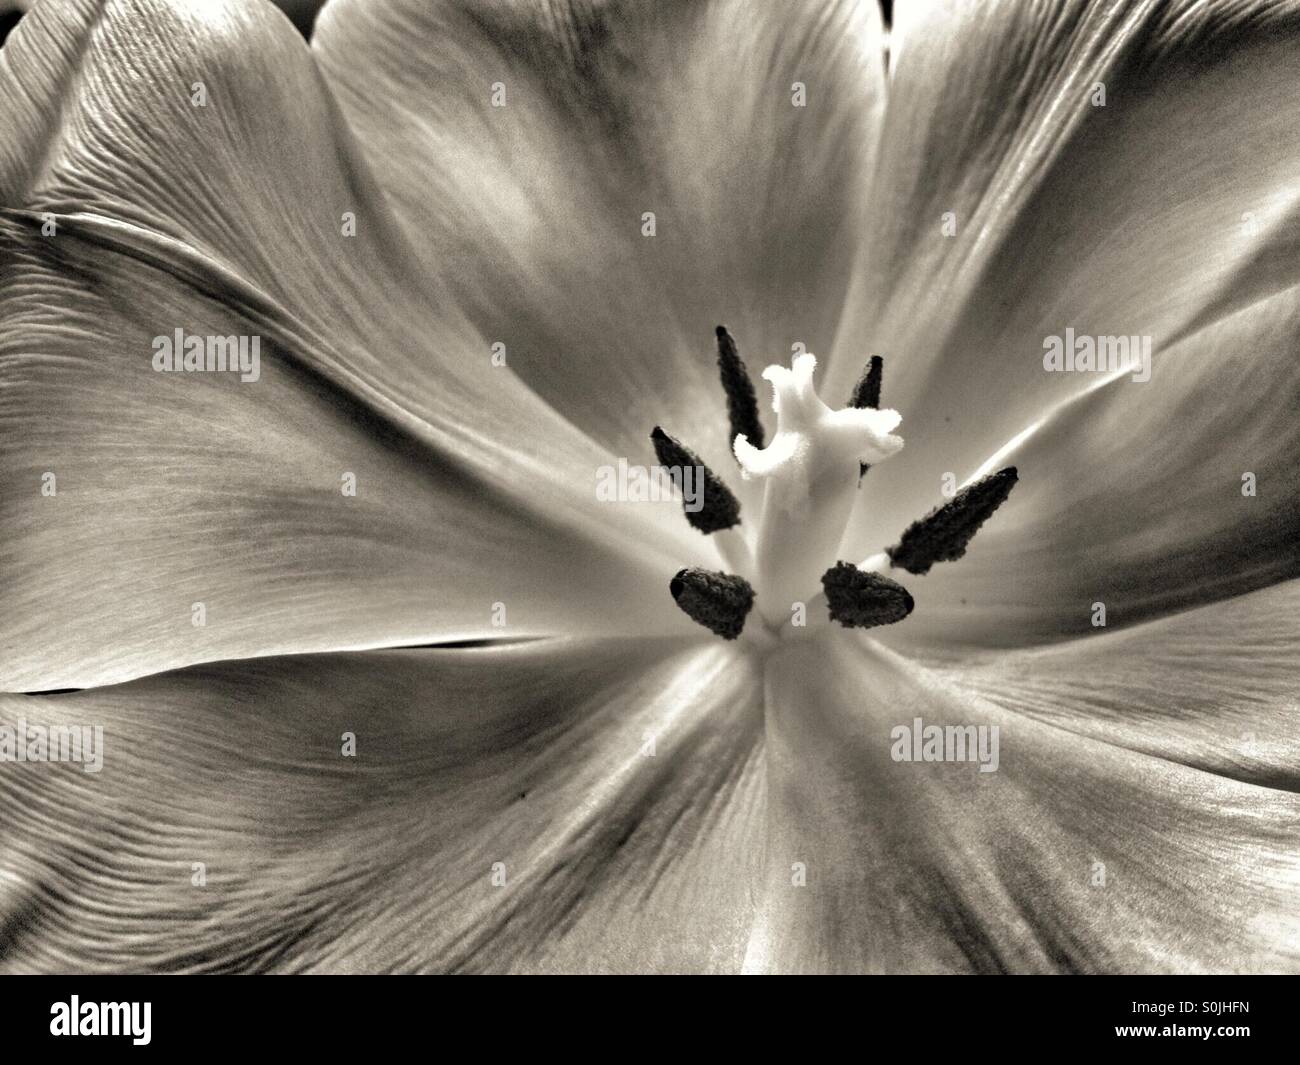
[{"x1": 0, "y1": 0, "x2": 1297, "y2": 973}]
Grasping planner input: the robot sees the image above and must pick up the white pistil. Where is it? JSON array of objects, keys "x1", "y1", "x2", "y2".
[
  {"x1": 712, "y1": 526, "x2": 755, "y2": 582},
  {"x1": 734, "y1": 353, "x2": 903, "y2": 626}
]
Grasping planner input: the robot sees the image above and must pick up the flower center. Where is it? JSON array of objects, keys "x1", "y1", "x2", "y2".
[{"x1": 654, "y1": 328, "x2": 1018, "y2": 647}]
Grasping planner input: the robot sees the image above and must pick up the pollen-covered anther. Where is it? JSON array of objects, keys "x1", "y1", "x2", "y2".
[
  {"x1": 649, "y1": 426, "x2": 740, "y2": 534},
  {"x1": 850, "y1": 355, "x2": 884, "y2": 480},
  {"x1": 715, "y1": 325, "x2": 766, "y2": 456},
  {"x1": 669, "y1": 568, "x2": 756, "y2": 640},
  {"x1": 821, "y1": 561, "x2": 914, "y2": 629},
  {"x1": 887, "y1": 467, "x2": 1019, "y2": 575},
  {"x1": 849, "y1": 355, "x2": 883, "y2": 411}
]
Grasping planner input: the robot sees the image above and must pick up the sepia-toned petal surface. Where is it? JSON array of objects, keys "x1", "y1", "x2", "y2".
[
  {"x1": 0, "y1": 0, "x2": 715, "y2": 689},
  {"x1": 928, "y1": 579, "x2": 1300, "y2": 796},
  {"x1": 748, "y1": 622, "x2": 1300, "y2": 973},
  {"x1": 879, "y1": 282, "x2": 1300, "y2": 649},
  {"x1": 313, "y1": 0, "x2": 887, "y2": 500},
  {"x1": 835, "y1": 0, "x2": 1300, "y2": 554},
  {"x1": 0, "y1": 637, "x2": 764, "y2": 972}
]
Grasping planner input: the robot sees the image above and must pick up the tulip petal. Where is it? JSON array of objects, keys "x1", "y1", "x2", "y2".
[
  {"x1": 750, "y1": 623, "x2": 1300, "y2": 973},
  {"x1": 936, "y1": 579, "x2": 1300, "y2": 795},
  {"x1": 0, "y1": 0, "x2": 715, "y2": 689},
  {"x1": 0, "y1": 637, "x2": 764, "y2": 972},
  {"x1": 312, "y1": 0, "x2": 887, "y2": 500},
  {"x1": 834, "y1": 0, "x2": 1300, "y2": 552},
  {"x1": 878, "y1": 282, "x2": 1300, "y2": 648}
]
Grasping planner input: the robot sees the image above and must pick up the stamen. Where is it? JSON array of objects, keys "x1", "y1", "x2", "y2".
[
  {"x1": 849, "y1": 355, "x2": 883, "y2": 410},
  {"x1": 821, "y1": 561, "x2": 914, "y2": 628},
  {"x1": 650, "y1": 427, "x2": 741, "y2": 534},
  {"x1": 886, "y1": 467, "x2": 1019, "y2": 575},
  {"x1": 849, "y1": 355, "x2": 884, "y2": 481},
  {"x1": 715, "y1": 325, "x2": 765, "y2": 454},
  {"x1": 670, "y1": 567, "x2": 756, "y2": 640}
]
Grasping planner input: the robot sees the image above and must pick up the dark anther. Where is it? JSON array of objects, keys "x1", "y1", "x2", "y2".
[
  {"x1": 886, "y1": 467, "x2": 1019, "y2": 575},
  {"x1": 849, "y1": 355, "x2": 883, "y2": 410},
  {"x1": 715, "y1": 325, "x2": 765, "y2": 454},
  {"x1": 821, "y1": 561, "x2": 914, "y2": 628},
  {"x1": 670, "y1": 567, "x2": 756, "y2": 640},
  {"x1": 850, "y1": 355, "x2": 883, "y2": 480},
  {"x1": 650, "y1": 427, "x2": 741, "y2": 534}
]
